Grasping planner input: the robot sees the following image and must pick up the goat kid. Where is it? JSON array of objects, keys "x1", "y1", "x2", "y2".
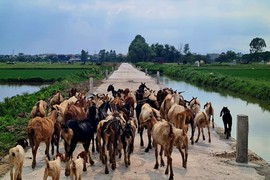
[
  {"x1": 173, "y1": 127, "x2": 188, "y2": 169},
  {"x1": 120, "y1": 121, "x2": 135, "y2": 167},
  {"x1": 70, "y1": 151, "x2": 88, "y2": 180},
  {"x1": 16, "y1": 138, "x2": 28, "y2": 149},
  {"x1": 9, "y1": 145, "x2": 25, "y2": 180},
  {"x1": 43, "y1": 153, "x2": 65, "y2": 180}
]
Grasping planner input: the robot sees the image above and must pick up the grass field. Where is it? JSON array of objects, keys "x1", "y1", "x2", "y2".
[
  {"x1": 0, "y1": 69, "x2": 87, "y2": 80},
  {"x1": 0, "y1": 62, "x2": 92, "y2": 69},
  {"x1": 0, "y1": 62, "x2": 110, "y2": 82},
  {"x1": 197, "y1": 65, "x2": 270, "y2": 82}
]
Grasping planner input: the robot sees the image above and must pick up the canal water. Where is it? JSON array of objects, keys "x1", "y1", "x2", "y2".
[
  {"x1": 159, "y1": 76, "x2": 270, "y2": 164},
  {"x1": 0, "y1": 84, "x2": 47, "y2": 102}
]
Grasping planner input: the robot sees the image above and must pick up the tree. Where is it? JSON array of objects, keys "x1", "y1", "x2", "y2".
[
  {"x1": 99, "y1": 49, "x2": 106, "y2": 61},
  {"x1": 249, "y1": 37, "x2": 267, "y2": 53},
  {"x1": 215, "y1": 51, "x2": 237, "y2": 62},
  {"x1": 183, "y1": 44, "x2": 190, "y2": 55},
  {"x1": 128, "y1": 35, "x2": 151, "y2": 62},
  {"x1": 81, "y1": 49, "x2": 88, "y2": 64}
]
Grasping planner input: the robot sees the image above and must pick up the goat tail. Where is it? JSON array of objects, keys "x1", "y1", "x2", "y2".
[{"x1": 27, "y1": 128, "x2": 35, "y2": 148}]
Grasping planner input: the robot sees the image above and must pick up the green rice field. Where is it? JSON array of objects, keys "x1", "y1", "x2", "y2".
[
  {"x1": 197, "y1": 66, "x2": 270, "y2": 82},
  {"x1": 0, "y1": 62, "x2": 107, "y2": 82}
]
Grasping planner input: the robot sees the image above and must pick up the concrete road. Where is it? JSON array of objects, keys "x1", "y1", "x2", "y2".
[{"x1": 1, "y1": 63, "x2": 266, "y2": 180}]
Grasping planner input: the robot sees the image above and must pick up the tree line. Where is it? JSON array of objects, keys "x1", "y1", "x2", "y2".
[
  {"x1": 127, "y1": 35, "x2": 269, "y2": 64},
  {"x1": 0, "y1": 35, "x2": 268, "y2": 64}
]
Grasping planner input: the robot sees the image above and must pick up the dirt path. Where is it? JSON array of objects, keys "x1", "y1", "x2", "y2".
[{"x1": 1, "y1": 63, "x2": 269, "y2": 179}]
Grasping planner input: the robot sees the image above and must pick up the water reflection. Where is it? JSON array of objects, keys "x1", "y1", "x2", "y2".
[
  {"x1": 159, "y1": 76, "x2": 270, "y2": 163},
  {"x1": 0, "y1": 84, "x2": 47, "y2": 102}
]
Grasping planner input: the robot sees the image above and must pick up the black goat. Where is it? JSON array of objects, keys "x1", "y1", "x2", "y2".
[
  {"x1": 15, "y1": 138, "x2": 28, "y2": 149},
  {"x1": 121, "y1": 122, "x2": 135, "y2": 167},
  {"x1": 61, "y1": 119, "x2": 95, "y2": 177},
  {"x1": 220, "y1": 107, "x2": 232, "y2": 139}
]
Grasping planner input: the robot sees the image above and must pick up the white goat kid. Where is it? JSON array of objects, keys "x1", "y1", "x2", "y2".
[
  {"x1": 9, "y1": 145, "x2": 25, "y2": 180},
  {"x1": 43, "y1": 153, "x2": 65, "y2": 180},
  {"x1": 70, "y1": 151, "x2": 88, "y2": 180}
]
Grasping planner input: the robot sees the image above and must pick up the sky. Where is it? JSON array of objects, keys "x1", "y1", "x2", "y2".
[{"x1": 0, "y1": 0, "x2": 270, "y2": 55}]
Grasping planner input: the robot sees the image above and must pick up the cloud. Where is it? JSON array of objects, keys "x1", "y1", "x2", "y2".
[{"x1": 0, "y1": 0, "x2": 270, "y2": 55}]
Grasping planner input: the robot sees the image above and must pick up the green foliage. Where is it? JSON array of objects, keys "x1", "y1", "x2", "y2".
[
  {"x1": 250, "y1": 37, "x2": 267, "y2": 53},
  {"x1": 81, "y1": 49, "x2": 88, "y2": 64},
  {"x1": 128, "y1": 35, "x2": 152, "y2": 62}
]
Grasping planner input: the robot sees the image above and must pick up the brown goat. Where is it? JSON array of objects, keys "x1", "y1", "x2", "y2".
[
  {"x1": 51, "y1": 120, "x2": 61, "y2": 155},
  {"x1": 50, "y1": 91, "x2": 64, "y2": 107},
  {"x1": 100, "y1": 112, "x2": 124, "y2": 174},
  {"x1": 170, "y1": 107, "x2": 195, "y2": 144},
  {"x1": 96, "y1": 118, "x2": 110, "y2": 162},
  {"x1": 194, "y1": 111, "x2": 211, "y2": 143},
  {"x1": 167, "y1": 103, "x2": 185, "y2": 123},
  {"x1": 64, "y1": 99, "x2": 87, "y2": 122},
  {"x1": 30, "y1": 100, "x2": 48, "y2": 118},
  {"x1": 139, "y1": 103, "x2": 161, "y2": 152},
  {"x1": 160, "y1": 93, "x2": 174, "y2": 120},
  {"x1": 204, "y1": 102, "x2": 214, "y2": 128},
  {"x1": 189, "y1": 97, "x2": 201, "y2": 114},
  {"x1": 173, "y1": 127, "x2": 188, "y2": 168},
  {"x1": 27, "y1": 109, "x2": 58, "y2": 169},
  {"x1": 143, "y1": 111, "x2": 175, "y2": 180}
]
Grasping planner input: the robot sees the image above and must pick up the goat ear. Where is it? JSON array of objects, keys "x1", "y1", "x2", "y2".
[{"x1": 24, "y1": 139, "x2": 29, "y2": 146}]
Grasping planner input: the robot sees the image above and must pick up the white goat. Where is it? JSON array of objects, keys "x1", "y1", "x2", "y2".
[
  {"x1": 70, "y1": 151, "x2": 88, "y2": 180},
  {"x1": 43, "y1": 153, "x2": 65, "y2": 180},
  {"x1": 9, "y1": 145, "x2": 25, "y2": 180}
]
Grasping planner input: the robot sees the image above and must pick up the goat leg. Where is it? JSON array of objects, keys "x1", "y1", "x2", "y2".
[
  {"x1": 195, "y1": 127, "x2": 200, "y2": 143},
  {"x1": 207, "y1": 126, "x2": 211, "y2": 143},
  {"x1": 160, "y1": 146, "x2": 165, "y2": 167},
  {"x1": 154, "y1": 143, "x2": 159, "y2": 169},
  {"x1": 140, "y1": 128, "x2": 144, "y2": 147},
  {"x1": 201, "y1": 129, "x2": 205, "y2": 141},
  {"x1": 145, "y1": 129, "x2": 152, "y2": 152}
]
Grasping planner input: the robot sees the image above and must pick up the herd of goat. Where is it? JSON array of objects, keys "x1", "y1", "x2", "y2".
[{"x1": 8, "y1": 82, "x2": 233, "y2": 180}]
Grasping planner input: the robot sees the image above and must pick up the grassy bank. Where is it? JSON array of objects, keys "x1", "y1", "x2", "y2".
[
  {"x1": 136, "y1": 62, "x2": 270, "y2": 101},
  {"x1": 0, "y1": 63, "x2": 115, "y2": 157}
]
